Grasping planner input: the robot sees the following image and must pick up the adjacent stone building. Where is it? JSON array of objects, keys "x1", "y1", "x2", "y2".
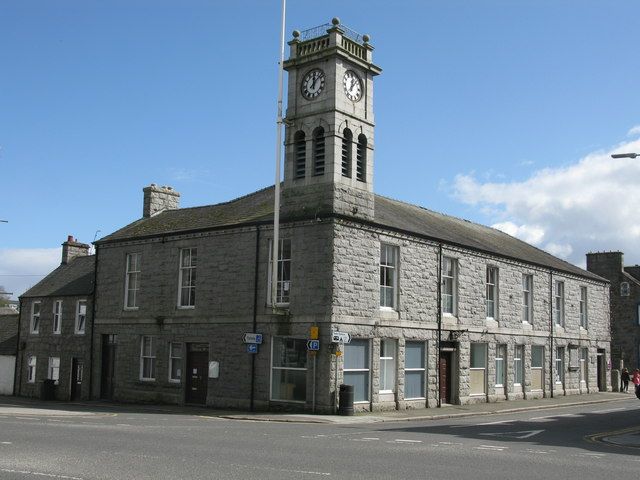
[
  {"x1": 16, "y1": 237, "x2": 94, "y2": 400},
  {"x1": 16, "y1": 18, "x2": 612, "y2": 412},
  {"x1": 0, "y1": 306, "x2": 19, "y2": 395},
  {"x1": 587, "y1": 251, "x2": 640, "y2": 370}
]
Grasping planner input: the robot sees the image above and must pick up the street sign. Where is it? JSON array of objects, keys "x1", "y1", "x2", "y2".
[
  {"x1": 246, "y1": 344, "x2": 258, "y2": 353},
  {"x1": 307, "y1": 340, "x2": 320, "y2": 351},
  {"x1": 331, "y1": 331, "x2": 351, "y2": 344},
  {"x1": 243, "y1": 333, "x2": 263, "y2": 344}
]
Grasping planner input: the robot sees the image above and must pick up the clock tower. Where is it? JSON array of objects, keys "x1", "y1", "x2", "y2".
[{"x1": 281, "y1": 18, "x2": 382, "y2": 221}]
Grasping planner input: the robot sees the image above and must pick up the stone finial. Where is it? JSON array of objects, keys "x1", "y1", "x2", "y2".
[
  {"x1": 61, "y1": 236, "x2": 90, "y2": 265},
  {"x1": 292, "y1": 30, "x2": 300, "y2": 39},
  {"x1": 363, "y1": 34, "x2": 370, "y2": 43},
  {"x1": 143, "y1": 184, "x2": 180, "y2": 218},
  {"x1": 332, "y1": 17, "x2": 340, "y2": 26}
]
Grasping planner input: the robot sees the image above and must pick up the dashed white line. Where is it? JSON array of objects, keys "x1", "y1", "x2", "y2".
[
  {"x1": 478, "y1": 420, "x2": 513, "y2": 426},
  {"x1": 0, "y1": 468, "x2": 84, "y2": 479},
  {"x1": 393, "y1": 439, "x2": 422, "y2": 443},
  {"x1": 593, "y1": 408, "x2": 625, "y2": 414},
  {"x1": 1, "y1": 441, "x2": 12, "y2": 445},
  {"x1": 475, "y1": 445, "x2": 507, "y2": 451}
]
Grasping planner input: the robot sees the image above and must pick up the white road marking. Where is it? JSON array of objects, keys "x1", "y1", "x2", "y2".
[
  {"x1": 575, "y1": 453, "x2": 606, "y2": 458},
  {"x1": 1, "y1": 441, "x2": 12, "y2": 445},
  {"x1": 393, "y1": 439, "x2": 422, "y2": 443},
  {"x1": 593, "y1": 408, "x2": 625, "y2": 414},
  {"x1": 352, "y1": 437, "x2": 379, "y2": 442},
  {"x1": 529, "y1": 417, "x2": 554, "y2": 423},
  {"x1": 475, "y1": 445, "x2": 507, "y2": 451},
  {"x1": 478, "y1": 420, "x2": 513, "y2": 426},
  {"x1": 479, "y1": 429, "x2": 544, "y2": 439},
  {"x1": 116, "y1": 424, "x2": 132, "y2": 427},
  {"x1": 555, "y1": 413, "x2": 581, "y2": 418},
  {"x1": 524, "y1": 449, "x2": 550, "y2": 454},
  {"x1": 0, "y1": 468, "x2": 84, "y2": 479}
]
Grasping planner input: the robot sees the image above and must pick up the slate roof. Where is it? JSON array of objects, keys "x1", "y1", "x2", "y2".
[
  {"x1": 20, "y1": 255, "x2": 95, "y2": 299},
  {"x1": 97, "y1": 185, "x2": 604, "y2": 282}
]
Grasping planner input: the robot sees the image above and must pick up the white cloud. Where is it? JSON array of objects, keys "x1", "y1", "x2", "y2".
[
  {"x1": 452, "y1": 137, "x2": 640, "y2": 266},
  {"x1": 628, "y1": 125, "x2": 640, "y2": 137},
  {"x1": 0, "y1": 248, "x2": 61, "y2": 299}
]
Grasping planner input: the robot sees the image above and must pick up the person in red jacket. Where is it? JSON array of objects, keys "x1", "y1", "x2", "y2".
[{"x1": 632, "y1": 369, "x2": 640, "y2": 399}]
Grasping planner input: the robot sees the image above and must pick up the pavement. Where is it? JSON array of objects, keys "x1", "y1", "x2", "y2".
[{"x1": 1, "y1": 391, "x2": 639, "y2": 447}]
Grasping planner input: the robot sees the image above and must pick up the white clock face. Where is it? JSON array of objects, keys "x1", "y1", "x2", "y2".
[
  {"x1": 301, "y1": 69, "x2": 325, "y2": 100},
  {"x1": 343, "y1": 70, "x2": 362, "y2": 102}
]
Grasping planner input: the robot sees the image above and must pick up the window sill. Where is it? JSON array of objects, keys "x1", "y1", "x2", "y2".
[
  {"x1": 177, "y1": 306, "x2": 195, "y2": 310},
  {"x1": 138, "y1": 379, "x2": 156, "y2": 383},
  {"x1": 124, "y1": 307, "x2": 139, "y2": 312}
]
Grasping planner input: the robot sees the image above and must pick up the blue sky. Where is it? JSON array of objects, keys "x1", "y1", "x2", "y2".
[{"x1": 2, "y1": 0, "x2": 640, "y2": 299}]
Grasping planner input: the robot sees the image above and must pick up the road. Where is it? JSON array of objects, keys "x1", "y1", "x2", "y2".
[{"x1": 0, "y1": 399, "x2": 639, "y2": 480}]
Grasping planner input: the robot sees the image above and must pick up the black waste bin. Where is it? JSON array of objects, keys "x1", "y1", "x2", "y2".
[
  {"x1": 338, "y1": 384, "x2": 354, "y2": 416},
  {"x1": 41, "y1": 379, "x2": 56, "y2": 401}
]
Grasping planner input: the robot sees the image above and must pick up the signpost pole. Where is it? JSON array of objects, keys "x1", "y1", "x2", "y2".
[{"x1": 312, "y1": 354, "x2": 316, "y2": 414}]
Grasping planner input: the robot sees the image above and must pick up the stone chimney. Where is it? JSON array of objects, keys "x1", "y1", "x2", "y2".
[
  {"x1": 61, "y1": 236, "x2": 90, "y2": 265},
  {"x1": 586, "y1": 251, "x2": 624, "y2": 279},
  {"x1": 143, "y1": 184, "x2": 180, "y2": 218}
]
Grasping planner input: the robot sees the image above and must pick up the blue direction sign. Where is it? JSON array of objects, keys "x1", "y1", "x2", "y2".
[
  {"x1": 243, "y1": 333, "x2": 263, "y2": 344},
  {"x1": 307, "y1": 340, "x2": 320, "y2": 351},
  {"x1": 247, "y1": 344, "x2": 258, "y2": 354}
]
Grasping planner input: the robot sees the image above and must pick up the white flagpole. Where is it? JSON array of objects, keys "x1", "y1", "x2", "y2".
[{"x1": 272, "y1": 0, "x2": 286, "y2": 310}]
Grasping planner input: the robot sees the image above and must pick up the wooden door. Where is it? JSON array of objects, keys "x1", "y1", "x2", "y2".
[
  {"x1": 70, "y1": 358, "x2": 83, "y2": 401},
  {"x1": 439, "y1": 351, "x2": 452, "y2": 404},
  {"x1": 100, "y1": 334, "x2": 117, "y2": 400},
  {"x1": 186, "y1": 344, "x2": 209, "y2": 405}
]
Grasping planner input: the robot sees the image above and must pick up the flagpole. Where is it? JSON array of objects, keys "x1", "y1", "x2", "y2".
[{"x1": 272, "y1": 0, "x2": 286, "y2": 310}]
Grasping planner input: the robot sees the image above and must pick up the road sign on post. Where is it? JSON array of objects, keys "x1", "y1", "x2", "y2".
[
  {"x1": 307, "y1": 340, "x2": 320, "y2": 351},
  {"x1": 247, "y1": 344, "x2": 258, "y2": 353},
  {"x1": 243, "y1": 333, "x2": 263, "y2": 344},
  {"x1": 331, "y1": 331, "x2": 351, "y2": 344}
]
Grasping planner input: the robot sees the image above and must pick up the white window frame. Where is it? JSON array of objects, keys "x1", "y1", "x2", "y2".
[
  {"x1": 404, "y1": 341, "x2": 426, "y2": 400},
  {"x1": 579, "y1": 286, "x2": 588, "y2": 329},
  {"x1": 52, "y1": 300, "x2": 62, "y2": 334},
  {"x1": 580, "y1": 348, "x2": 588, "y2": 385},
  {"x1": 442, "y1": 256, "x2": 457, "y2": 316},
  {"x1": 140, "y1": 336, "x2": 155, "y2": 381},
  {"x1": 621, "y1": 282, "x2": 630, "y2": 297},
  {"x1": 178, "y1": 248, "x2": 197, "y2": 308},
  {"x1": 531, "y1": 346, "x2": 544, "y2": 391},
  {"x1": 379, "y1": 243, "x2": 399, "y2": 310},
  {"x1": 522, "y1": 274, "x2": 533, "y2": 324},
  {"x1": 486, "y1": 266, "x2": 499, "y2": 320},
  {"x1": 554, "y1": 281, "x2": 565, "y2": 327},
  {"x1": 495, "y1": 344, "x2": 506, "y2": 388},
  {"x1": 470, "y1": 343, "x2": 487, "y2": 396},
  {"x1": 514, "y1": 345, "x2": 524, "y2": 386},
  {"x1": 168, "y1": 342, "x2": 182, "y2": 383},
  {"x1": 267, "y1": 239, "x2": 292, "y2": 306},
  {"x1": 75, "y1": 300, "x2": 87, "y2": 334},
  {"x1": 124, "y1": 252, "x2": 141, "y2": 310},
  {"x1": 30, "y1": 301, "x2": 41, "y2": 334},
  {"x1": 27, "y1": 355, "x2": 36, "y2": 383},
  {"x1": 379, "y1": 339, "x2": 397, "y2": 394},
  {"x1": 555, "y1": 346, "x2": 565, "y2": 384},
  {"x1": 48, "y1": 356, "x2": 60, "y2": 385},
  {"x1": 344, "y1": 339, "x2": 371, "y2": 403}
]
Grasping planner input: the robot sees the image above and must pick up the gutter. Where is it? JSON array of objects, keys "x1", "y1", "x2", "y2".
[
  {"x1": 250, "y1": 227, "x2": 261, "y2": 412},
  {"x1": 14, "y1": 297, "x2": 23, "y2": 396},
  {"x1": 549, "y1": 270, "x2": 554, "y2": 399},
  {"x1": 437, "y1": 244, "x2": 442, "y2": 408}
]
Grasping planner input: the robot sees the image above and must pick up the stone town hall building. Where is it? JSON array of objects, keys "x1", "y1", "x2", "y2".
[{"x1": 15, "y1": 19, "x2": 611, "y2": 412}]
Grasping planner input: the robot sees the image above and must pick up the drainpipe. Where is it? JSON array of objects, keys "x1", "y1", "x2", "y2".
[
  {"x1": 89, "y1": 245, "x2": 99, "y2": 399},
  {"x1": 437, "y1": 244, "x2": 443, "y2": 408},
  {"x1": 250, "y1": 227, "x2": 261, "y2": 412},
  {"x1": 549, "y1": 270, "x2": 554, "y2": 399}
]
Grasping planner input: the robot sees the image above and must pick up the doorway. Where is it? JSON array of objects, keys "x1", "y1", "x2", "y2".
[
  {"x1": 100, "y1": 334, "x2": 117, "y2": 400},
  {"x1": 439, "y1": 350, "x2": 453, "y2": 404},
  {"x1": 186, "y1": 343, "x2": 209, "y2": 405},
  {"x1": 70, "y1": 358, "x2": 83, "y2": 401}
]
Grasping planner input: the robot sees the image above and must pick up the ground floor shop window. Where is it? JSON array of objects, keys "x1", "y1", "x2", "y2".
[
  {"x1": 140, "y1": 336, "x2": 155, "y2": 381},
  {"x1": 27, "y1": 355, "x2": 36, "y2": 383},
  {"x1": 379, "y1": 339, "x2": 396, "y2": 393},
  {"x1": 169, "y1": 342, "x2": 182, "y2": 382},
  {"x1": 580, "y1": 348, "x2": 588, "y2": 385},
  {"x1": 48, "y1": 357, "x2": 60, "y2": 384},
  {"x1": 271, "y1": 337, "x2": 307, "y2": 402},
  {"x1": 555, "y1": 347, "x2": 565, "y2": 385},
  {"x1": 531, "y1": 346, "x2": 544, "y2": 391},
  {"x1": 495, "y1": 344, "x2": 506, "y2": 388},
  {"x1": 344, "y1": 339, "x2": 370, "y2": 402},
  {"x1": 404, "y1": 341, "x2": 425, "y2": 399},
  {"x1": 470, "y1": 343, "x2": 487, "y2": 395},
  {"x1": 514, "y1": 345, "x2": 524, "y2": 387}
]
